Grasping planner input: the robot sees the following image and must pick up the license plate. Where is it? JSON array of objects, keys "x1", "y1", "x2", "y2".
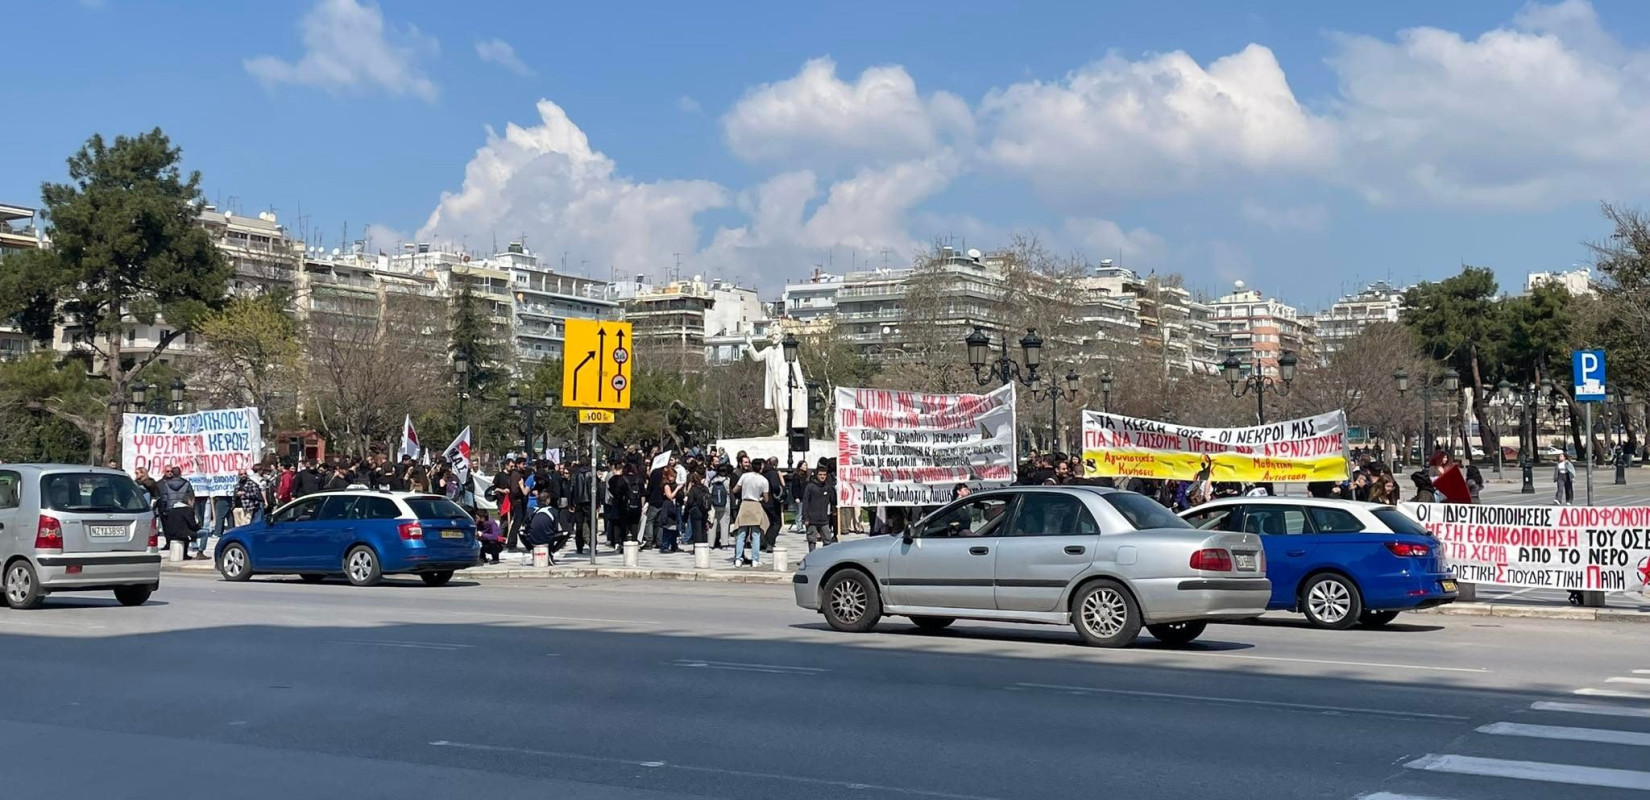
[
  {"x1": 1440, "y1": 579, "x2": 1458, "y2": 593},
  {"x1": 87, "y1": 524, "x2": 127, "y2": 538},
  {"x1": 1233, "y1": 553, "x2": 1257, "y2": 571},
  {"x1": 440, "y1": 529, "x2": 464, "y2": 539}
]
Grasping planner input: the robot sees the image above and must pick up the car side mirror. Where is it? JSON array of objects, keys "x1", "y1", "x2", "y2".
[
  {"x1": 901, "y1": 528, "x2": 914, "y2": 545},
  {"x1": 264, "y1": 516, "x2": 275, "y2": 526}
]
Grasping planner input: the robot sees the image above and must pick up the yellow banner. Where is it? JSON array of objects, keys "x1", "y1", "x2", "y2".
[{"x1": 1081, "y1": 409, "x2": 1349, "y2": 483}]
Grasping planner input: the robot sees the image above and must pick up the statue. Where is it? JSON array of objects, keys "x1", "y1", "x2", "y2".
[{"x1": 744, "y1": 335, "x2": 808, "y2": 438}]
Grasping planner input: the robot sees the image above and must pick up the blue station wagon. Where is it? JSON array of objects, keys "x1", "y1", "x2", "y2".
[{"x1": 215, "y1": 491, "x2": 478, "y2": 587}]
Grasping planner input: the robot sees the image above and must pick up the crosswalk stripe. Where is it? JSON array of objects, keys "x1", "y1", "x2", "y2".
[
  {"x1": 1608, "y1": 677, "x2": 1650, "y2": 686},
  {"x1": 1531, "y1": 701, "x2": 1650, "y2": 719},
  {"x1": 1404, "y1": 753, "x2": 1650, "y2": 790},
  {"x1": 1574, "y1": 687, "x2": 1650, "y2": 700},
  {"x1": 1477, "y1": 721, "x2": 1650, "y2": 747}
]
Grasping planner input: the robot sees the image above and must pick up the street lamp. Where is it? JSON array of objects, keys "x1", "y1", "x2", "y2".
[
  {"x1": 1395, "y1": 365, "x2": 1458, "y2": 467},
  {"x1": 170, "y1": 378, "x2": 187, "y2": 413},
  {"x1": 1099, "y1": 370, "x2": 1115, "y2": 414},
  {"x1": 966, "y1": 325, "x2": 1044, "y2": 388},
  {"x1": 128, "y1": 380, "x2": 148, "y2": 413},
  {"x1": 1223, "y1": 350, "x2": 1296, "y2": 425},
  {"x1": 1030, "y1": 369, "x2": 1080, "y2": 453},
  {"x1": 782, "y1": 332, "x2": 800, "y2": 471},
  {"x1": 1501, "y1": 379, "x2": 1549, "y2": 494},
  {"x1": 453, "y1": 350, "x2": 470, "y2": 434},
  {"x1": 507, "y1": 385, "x2": 555, "y2": 462}
]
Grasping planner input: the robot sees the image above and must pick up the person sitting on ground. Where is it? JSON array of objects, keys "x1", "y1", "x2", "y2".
[
  {"x1": 521, "y1": 488, "x2": 569, "y2": 565},
  {"x1": 476, "y1": 510, "x2": 504, "y2": 564}
]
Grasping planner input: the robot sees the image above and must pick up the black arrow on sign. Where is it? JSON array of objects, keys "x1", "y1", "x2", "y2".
[
  {"x1": 597, "y1": 327, "x2": 607, "y2": 402},
  {"x1": 572, "y1": 351, "x2": 595, "y2": 400}
]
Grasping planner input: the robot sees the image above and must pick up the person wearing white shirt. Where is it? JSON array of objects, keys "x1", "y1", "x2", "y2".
[{"x1": 732, "y1": 459, "x2": 772, "y2": 567}]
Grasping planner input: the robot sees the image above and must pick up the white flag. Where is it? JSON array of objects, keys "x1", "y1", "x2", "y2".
[
  {"x1": 400, "y1": 415, "x2": 422, "y2": 461},
  {"x1": 443, "y1": 427, "x2": 472, "y2": 485}
]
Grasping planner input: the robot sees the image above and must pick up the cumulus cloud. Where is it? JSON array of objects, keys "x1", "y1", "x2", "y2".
[
  {"x1": 722, "y1": 57, "x2": 972, "y2": 167},
  {"x1": 246, "y1": 0, "x2": 439, "y2": 101},
  {"x1": 475, "y1": 38, "x2": 533, "y2": 77},
  {"x1": 981, "y1": 44, "x2": 1336, "y2": 195},
  {"x1": 1239, "y1": 200, "x2": 1329, "y2": 232}
]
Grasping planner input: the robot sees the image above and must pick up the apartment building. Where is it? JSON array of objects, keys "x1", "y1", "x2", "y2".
[
  {"x1": 1314, "y1": 280, "x2": 1405, "y2": 354},
  {"x1": 1079, "y1": 263, "x2": 1220, "y2": 374},
  {"x1": 491, "y1": 242, "x2": 619, "y2": 363},
  {"x1": 1526, "y1": 267, "x2": 1593, "y2": 296},
  {"x1": 831, "y1": 246, "x2": 1013, "y2": 364},
  {"x1": 0, "y1": 203, "x2": 44, "y2": 360},
  {"x1": 781, "y1": 270, "x2": 842, "y2": 324},
  {"x1": 1208, "y1": 282, "x2": 1309, "y2": 375}
]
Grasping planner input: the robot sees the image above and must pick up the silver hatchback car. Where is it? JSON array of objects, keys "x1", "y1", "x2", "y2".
[
  {"x1": 0, "y1": 465, "x2": 162, "y2": 609},
  {"x1": 793, "y1": 486, "x2": 1270, "y2": 647}
]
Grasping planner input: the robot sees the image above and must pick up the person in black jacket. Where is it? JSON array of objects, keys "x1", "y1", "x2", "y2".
[
  {"x1": 801, "y1": 467, "x2": 834, "y2": 551},
  {"x1": 293, "y1": 460, "x2": 324, "y2": 498},
  {"x1": 522, "y1": 489, "x2": 568, "y2": 565},
  {"x1": 760, "y1": 459, "x2": 783, "y2": 552}
]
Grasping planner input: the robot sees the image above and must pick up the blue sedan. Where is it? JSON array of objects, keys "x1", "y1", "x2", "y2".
[
  {"x1": 215, "y1": 491, "x2": 479, "y2": 587},
  {"x1": 1181, "y1": 497, "x2": 1456, "y2": 628}
]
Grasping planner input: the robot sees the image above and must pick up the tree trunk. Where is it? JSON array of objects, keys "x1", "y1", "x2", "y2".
[
  {"x1": 101, "y1": 330, "x2": 123, "y2": 465},
  {"x1": 1467, "y1": 346, "x2": 1494, "y2": 464}
]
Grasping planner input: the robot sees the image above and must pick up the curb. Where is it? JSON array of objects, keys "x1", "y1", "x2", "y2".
[
  {"x1": 160, "y1": 562, "x2": 796, "y2": 586},
  {"x1": 1408, "y1": 603, "x2": 1650, "y2": 623}
]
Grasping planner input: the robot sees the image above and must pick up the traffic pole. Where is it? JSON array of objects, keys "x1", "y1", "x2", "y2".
[
  {"x1": 1585, "y1": 404, "x2": 1594, "y2": 507},
  {"x1": 589, "y1": 424, "x2": 599, "y2": 565}
]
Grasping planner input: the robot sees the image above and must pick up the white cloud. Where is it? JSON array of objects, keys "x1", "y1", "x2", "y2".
[
  {"x1": 981, "y1": 44, "x2": 1337, "y2": 195},
  {"x1": 1062, "y1": 218, "x2": 1167, "y2": 262},
  {"x1": 1239, "y1": 200, "x2": 1328, "y2": 231},
  {"x1": 475, "y1": 38, "x2": 533, "y2": 77},
  {"x1": 722, "y1": 57, "x2": 972, "y2": 167},
  {"x1": 245, "y1": 0, "x2": 439, "y2": 101},
  {"x1": 677, "y1": 95, "x2": 702, "y2": 114}
]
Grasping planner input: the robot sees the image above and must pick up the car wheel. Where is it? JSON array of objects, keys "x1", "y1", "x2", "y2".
[
  {"x1": 821, "y1": 569, "x2": 881, "y2": 633},
  {"x1": 299, "y1": 574, "x2": 326, "y2": 584},
  {"x1": 113, "y1": 585, "x2": 152, "y2": 607},
  {"x1": 1072, "y1": 580, "x2": 1142, "y2": 647},
  {"x1": 1358, "y1": 610, "x2": 1400, "y2": 628},
  {"x1": 1146, "y1": 621, "x2": 1207, "y2": 646},
  {"x1": 420, "y1": 571, "x2": 454, "y2": 587},
  {"x1": 1300, "y1": 573, "x2": 1362, "y2": 630},
  {"x1": 909, "y1": 615, "x2": 955, "y2": 632},
  {"x1": 218, "y1": 544, "x2": 253, "y2": 582},
  {"x1": 344, "y1": 546, "x2": 382, "y2": 587},
  {"x1": 4, "y1": 561, "x2": 44, "y2": 610}
]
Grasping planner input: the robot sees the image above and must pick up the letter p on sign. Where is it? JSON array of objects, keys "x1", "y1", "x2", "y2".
[{"x1": 1573, "y1": 349, "x2": 1606, "y2": 403}]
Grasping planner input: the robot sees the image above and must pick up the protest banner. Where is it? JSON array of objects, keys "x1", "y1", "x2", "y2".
[
  {"x1": 121, "y1": 407, "x2": 265, "y2": 496},
  {"x1": 1402, "y1": 503, "x2": 1650, "y2": 594},
  {"x1": 835, "y1": 384, "x2": 1016, "y2": 506},
  {"x1": 1080, "y1": 410, "x2": 1348, "y2": 482}
]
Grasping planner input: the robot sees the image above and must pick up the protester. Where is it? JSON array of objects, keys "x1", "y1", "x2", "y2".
[
  {"x1": 732, "y1": 460, "x2": 770, "y2": 567},
  {"x1": 802, "y1": 466, "x2": 835, "y2": 551},
  {"x1": 276, "y1": 462, "x2": 297, "y2": 505},
  {"x1": 522, "y1": 488, "x2": 567, "y2": 565},
  {"x1": 294, "y1": 460, "x2": 323, "y2": 498},
  {"x1": 476, "y1": 511, "x2": 504, "y2": 564},
  {"x1": 133, "y1": 466, "x2": 159, "y2": 509},
  {"x1": 658, "y1": 471, "x2": 683, "y2": 554},
  {"x1": 233, "y1": 469, "x2": 266, "y2": 526},
  {"x1": 157, "y1": 466, "x2": 201, "y2": 559},
  {"x1": 760, "y1": 457, "x2": 783, "y2": 552},
  {"x1": 1553, "y1": 452, "x2": 1576, "y2": 505},
  {"x1": 709, "y1": 464, "x2": 732, "y2": 549},
  {"x1": 683, "y1": 470, "x2": 711, "y2": 548}
]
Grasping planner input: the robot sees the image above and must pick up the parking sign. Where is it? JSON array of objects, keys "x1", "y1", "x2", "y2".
[{"x1": 1573, "y1": 349, "x2": 1606, "y2": 403}]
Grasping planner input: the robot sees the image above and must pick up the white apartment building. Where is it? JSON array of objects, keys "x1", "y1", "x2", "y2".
[
  {"x1": 781, "y1": 270, "x2": 842, "y2": 324},
  {"x1": 0, "y1": 202, "x2": 45, "y2": 360},
  {"x1": 1526, "y1": 267, "x2": 1593, "y2": 296},
  {"x1": 1314, "y1": 280, "x2": 1405, "y2": 354},
  {"x1": 489, "y1": 242, "x2": 619, "y2": 364},
  {"x1": 1080, "y1": 263, "x2": 1220, "y2": 374}
]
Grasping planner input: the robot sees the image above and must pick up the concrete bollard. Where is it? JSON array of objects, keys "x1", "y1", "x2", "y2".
[
  {"x1": 623, "y1": 540, "x2": 639, "y2": 567},
  {"x1": 168, "y1": 540, "x2": 185, "y2": 563},
  {"x1": 694, "y1": 542, "x2": 711, "y2": 569},
  {"x1": 532, "y1": 545, "x2": 550, "y2": 568},
  {"x1": 772, "y1": 546, "x2": 788, "y2": 572}
]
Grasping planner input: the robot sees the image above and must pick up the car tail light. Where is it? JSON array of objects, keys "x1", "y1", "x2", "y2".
[
  {"x1": 147, "y1": 518, "x2": 159, "y2": 549},
  {"x1": 35, "y1": 515, "x2": 63, "y2": 550},
  {"x1": 398, "y1": 522, "x2": 424, "y2": 541},
  {"x1": 1190, "y1": 548, "x2": 1233, "y2": 571},
  {"x1": 1386, "y1": 541, "x2": 1431, "y2": 557}
]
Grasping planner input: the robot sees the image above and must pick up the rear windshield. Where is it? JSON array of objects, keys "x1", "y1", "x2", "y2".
[
  {"x1": 1373, "y1": 507, "x2": 1432, "y2": 536},
  {"x1": 40, "y1": 473, "x2": 150, "y2": 514},
  {"x1": 1104, "y1": 492, "x2": 1191, "y2": 530},
  {"x1": 405, "y1": 496, "x2": 471, "y2": 521}
]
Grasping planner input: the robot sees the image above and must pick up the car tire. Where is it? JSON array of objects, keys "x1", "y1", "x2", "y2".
[
  {"x1": 1300, "y1": 573, "x2": 1362, "y2": 630},
  {"x1": 218, "y1": 544, "x2": 253, "y2": 582},
  {"x1": 113, "y1": 585, "x2": 152, "y2": 607},
  {"x1": 1358, "y1": 610, "x2": 1400, "y2": 628},
  {"x1": 344, "y1": 546, "x2": 383, "y2": 587},
  {"x1": 299, "y1": 574, "x2": 326, "y2": 584},
  {"x1": 909, "y1": 615, "x2": 955, "y2": 632},
  {"x1": 4, "y1": 560, "x2": 45, "y2": 610},
  {"x1": 420, "y1": 571, "x2": 454, "y2": 587},
  {"x1": 820, "y1": 569, "x2": 881, "y2": 633},
  {"x1": 1072, "y1": 580, "x2": 1142, "y2": 647},
  {"x1": 1146, "y1": 621, "x2": 1207, "y2": 646}
]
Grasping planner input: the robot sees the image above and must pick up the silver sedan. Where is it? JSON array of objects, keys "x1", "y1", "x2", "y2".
[{"x1": 793, "y1": 486, "x2": 1269, "y2": 647}]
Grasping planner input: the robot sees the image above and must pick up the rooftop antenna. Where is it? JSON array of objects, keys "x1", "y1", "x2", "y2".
[
  {"x1": 491, "y1": 229, "x2": 498, "y2": 255},
  {"x1": 226, "y1": 195, "x2": 241, "y2": 215},
  {"x1": 881, "y1": 248, "x2": 892, "y2": 268}
]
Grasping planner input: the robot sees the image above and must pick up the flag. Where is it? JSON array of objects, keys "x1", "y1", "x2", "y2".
[
  {"x1": 400, "y1": 415, "x2": 422, "y2": 461},
  {"x1": 443, "y1": 427, "x2": 472, "y2": 485}
]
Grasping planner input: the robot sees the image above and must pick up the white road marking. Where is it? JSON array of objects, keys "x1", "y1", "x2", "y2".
[
  {"x1": 335, "y1": 640, "x2": 473, "y2": 651},
  {"x1": 1608, "y1": 676, "x2": 1650, "y2": 686},
  {"x1": 671, "y1": 659, "x2": 826, "y2": 675},
  {"x1": 1404, "y1": 753, "x2": 1650, "y2": 791},
  {"x1": 427, "y1": 740, "x2": 1005, "y2": 800},
  {"x1": 1574, "y1": 687, "x2": 1650, "y2": 700},
  {"x1": 1355, "y1": 793, "x2": 1457, "y2": 800},
  {"x1": 1011, "y1": 683, "x2": 1468, "y2": 721},
  {"x1": 1634, "y1": 670, "x2": 1650, "y2": 675},
  {"x1": 1532, "y1": 701, "x2": 1650, "y2": 719},
  {"x1": 1179, "y1": 653, "x2": 1489, "y2": 674},
  {"x1": 1477, "y1": 721, "x2": 1650, "y2": 747}
]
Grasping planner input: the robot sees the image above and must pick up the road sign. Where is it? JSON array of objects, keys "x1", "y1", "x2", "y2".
[
  {"x1": 578, "y1": 409, "x2": 615, "y2": 424},
  {"x1": 1573, "y1": 349, "x2": 1606, "y2": 403},
  {"x1": 562, "y1": 319, "x2": 633, "y2": 410}
]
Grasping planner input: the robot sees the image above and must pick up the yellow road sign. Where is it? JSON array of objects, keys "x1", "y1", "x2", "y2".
[
  {"x1": 562, "y1": 318, "x2": 633, "y2": 410},
  {"x1": 578, "y1": 409, "x2": 615, "y2": 424}
]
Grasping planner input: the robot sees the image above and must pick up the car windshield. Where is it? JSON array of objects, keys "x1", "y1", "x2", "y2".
[
  {"x1": 405, "y1": 496, "x2": 471, "y2": 521},
  {"x1": 40, "y1": 473, "x2": 150, "y2": 513},
  {"x1": 1104, "y1": 492, "x2": 1191, "y2": 530},
  {"x1": 1372, "y1": 507, "x2": 1432, "y2": 536}
]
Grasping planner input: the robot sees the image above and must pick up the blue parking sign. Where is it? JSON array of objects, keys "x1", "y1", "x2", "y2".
[{"x1": 1573, "y1": 349, "x2": 1606, "y2": 403}]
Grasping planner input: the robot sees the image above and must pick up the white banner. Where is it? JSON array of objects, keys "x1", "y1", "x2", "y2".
[
  {"x1": 834, "y1": 384, "x2": 1016, "y2": 507},
  {"x1": 1403, "y1": 503, "x2": 1650, "y2": 594},
  {"x1": 121, "y1": 407, "x2": 264, "y2": 497}
]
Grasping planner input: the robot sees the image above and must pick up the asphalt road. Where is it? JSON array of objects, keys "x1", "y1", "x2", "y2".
[{"x1": 1, "y1": 574, "x2": 1647, "y2": 800}]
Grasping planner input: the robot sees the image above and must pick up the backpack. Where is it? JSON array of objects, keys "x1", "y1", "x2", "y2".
[
  {"x1": 625, "y1": 478, "x2": 644, "y2": 511},
  {"x1": 710, "y1": 479, "x2": 728, "y2": 508}
]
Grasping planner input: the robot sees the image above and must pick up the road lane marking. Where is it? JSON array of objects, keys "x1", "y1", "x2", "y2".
[
  {"x1": 1011, "y1": 683, "x2": 1468, "y2": 721},
  {"x1": 1574, "y1": 687, "x2": 1650, "y2": 700},
  {"x1": 428, "y1": 740, "x2": 1005, "y2": 800},
  {"x1": 1477, "y1": 721, "x2": 1650, "y2": 747},
  {"x1": 1403, "y1": 753, "x2": 1650, "y2": 791},
  {"x1": 671, "y1": 659, "x2": 826, "y2": 675},
  {"x1": 1634, "y1": 670, "x2": 1650, "y2": 675},
  {"x1": 1532, "y1": 701, "x2": 1650, "y2": 719},
  {"x1": 1181, "y1": 653, "x2": 1489, "y2": 674},
  {"x1": 1355, "y1": 793, "x2": 1457, "y2": 800},
  {"x1": 335, "y1": 640, "x2": 473, "y2": 651},
  {"x1": 1608, "y1": 677, "x2": 1650, "y2": 686}
]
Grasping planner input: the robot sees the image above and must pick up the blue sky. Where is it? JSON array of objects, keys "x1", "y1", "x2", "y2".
[{"x1": 6, "y1": 0, "x2": 1647, "y2": 309}]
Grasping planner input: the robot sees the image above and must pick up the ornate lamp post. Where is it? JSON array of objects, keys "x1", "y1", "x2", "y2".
[
  {"x1": 1099, "y1": 370, "x2": 1115, "y2": 414},
  {"x1": 454, "y1": 351, "x2": 471, "y2": 433},
  {"x1": 782, "y1": 332, "x2": 800, "y2": 470},
  {"x1": 1395, "y1": 366, "x2": 1458, "y2": 466},
  {"x1": 507, "y1": 385, "x2": 555, "y2": 462},
  {"x1": 127, "y1": 380, "x2": 148, "y2": 414},
  {"x1": 966, "y1": 326, "x2": 1043, "y2": 388},
  {"x1": 169, "y1": 378, "x2": 188, "y2": 414},
  {"x1": 1223, "y1": 350, "x2": 1297, "y2": 425},
  {"x1": 1029, "y1": 369, "x2": 1080, "y2": 453}
]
